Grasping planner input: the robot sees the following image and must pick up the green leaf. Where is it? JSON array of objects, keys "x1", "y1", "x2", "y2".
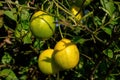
[
  {"x1": 21, "y1": 21, "x2": 29, "y2": 30},
  {"x1": 19, "y1": 75, "x2": 27, "y2": 80},
  {"x1": 14, "y1": 23, "x2": 28, "y2": 39},
  {"x1": 0, "y1": 69, "x2": 18, "y2": 80},
  {"x1": 94, "y1": 16, "x2": 102, "y2": 26},
  {"x1": 20, "y1": 9, "x2": 30, "y2": 21},
  {"x1": 22, "y1": 31, "x2": 32, "y2": 44},
  {"x1": 100, "y1": 0, "x2": 115, "y2": 16},
  {"x1": 115, "y1": 54, "x2": 120, "y2": 60},
  {"x1": 105, "y1": 1, "x2": 115, "y2": 16},
  {"x1": 102, "y1": 27, "x2": 112, "y2": 36},
  {"x1": 100, "y1": 0, "x2": 108, "y2": 8},
  {"x1": 1, "y1": 52, "x2": 12, "y2": 64},
  {"x1": 0, "y1": 2, "x2": 3, "y2": 6},
  {"x1": 4, "y1": 10, "x2": 17, "y2": 21},
  {"x1": 72, "y1": 37, "x2": 85, "y2": 44},
  {"x1": 106, "y1": 75, "x2": 115, "y2": 80},
  {"x1": 33, "y1": 40, "x2": 45, "y2": 49},
  {"x1": 103, "y1": 49, "x2": 113, "y2": 58}
]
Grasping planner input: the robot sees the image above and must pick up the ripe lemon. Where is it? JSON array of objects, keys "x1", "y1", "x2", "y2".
[
  {"x1": 38, "y1": 49, "x2": 60, "y2": 74},
  {"x1": 53, "y1": 38, "x2": 80, "y2": 70},
  {"x1": 30, "y1": 11, "x2": 55, "y2": 40},
  {"x1": 71, "y1": 5, "x2": 82, "y2": 21}
]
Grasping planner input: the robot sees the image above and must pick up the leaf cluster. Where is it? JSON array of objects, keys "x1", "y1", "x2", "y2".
[{"x1": 0, "y1": 0, "x2": 120, "y2": 80}]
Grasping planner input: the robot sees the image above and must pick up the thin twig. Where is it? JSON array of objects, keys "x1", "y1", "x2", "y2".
[
  {"x1": 102, "y1": 60, "x2": 116, "y2": 79},
  {"x1": 81, "y1": 53, "x2": 94, "y2": 64},
  {"x1": 52, "y1": 0, "x2": 73, "y2": 16},
  {"x1": 89, "y1": 55, "x2": 105, "y2": 80},
  {"x1": 89, "y1": 27, "x2": 120, "y2": 80},
  {"x1": 0, "y1": 1, "x2": 37, "y2": 10}
]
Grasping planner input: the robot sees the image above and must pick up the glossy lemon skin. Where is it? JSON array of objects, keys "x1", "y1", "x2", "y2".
[
  {"x1": 30, "y1": 11, "x2": 55, "y2": 40},
  {"x1": 38, "y1": 49, "x2": 60, "y2": 74},
  {"x1": 53, "y1": 38, "x2": 80, "y2": 70}
]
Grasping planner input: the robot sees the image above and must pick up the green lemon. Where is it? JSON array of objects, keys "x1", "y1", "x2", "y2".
[{"x1": 30, "y1": 11, "x2": 55, "y2": 40}]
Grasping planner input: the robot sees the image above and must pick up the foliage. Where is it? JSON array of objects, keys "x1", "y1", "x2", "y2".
[{"x1": 0, "y1": 0, "x2": 120, "y2": 80}]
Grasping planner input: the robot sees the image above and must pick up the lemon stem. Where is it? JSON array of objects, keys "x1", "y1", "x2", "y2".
[
  {"x1": 59, "y1": 26, "x2": 63, "y2": 39},
  {"x1": 56, "y1": 2, "x2": 63, "y2": 39},
  {"x1": 46, "y1": 40, "x2": 51, "y2": 49},
  {"x1": 38, "y1": 39, "x2": 41, "y2": 51},
  {"x1": 52, "y1": 0, "x2": 73, "y2": 16}
]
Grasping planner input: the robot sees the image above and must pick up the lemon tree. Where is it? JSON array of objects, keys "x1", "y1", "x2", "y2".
[{"x1": 1, "y1": 0, "x2": 120, "y2": 80}]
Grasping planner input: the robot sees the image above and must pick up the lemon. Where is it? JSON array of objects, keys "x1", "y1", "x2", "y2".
[
  {"x1": 30, "y1": 11, "x2": 55, "y2": 40},
  {"x1": 53, "y1": 38, "x2": 80, "y2": 70},
  {"x1": 38, "y1": 49, "x2": 60, "y2": 74},
  {"x1": 71, "y1": 5, "x2": 83, "y2": 21}
]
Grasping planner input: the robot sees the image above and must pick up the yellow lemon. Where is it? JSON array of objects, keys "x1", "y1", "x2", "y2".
[
  {"x1": 38, "y1": 49, "x2": 60, "y2": 74},
  {"x1": 53, "y1": 38, "x2": 80, "y2": 70},
  {"x1": 71, "y1": 5, "x2": 83, "y2": 21}
]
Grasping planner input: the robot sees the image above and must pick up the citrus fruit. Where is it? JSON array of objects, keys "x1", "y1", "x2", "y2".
[
  {"x1": 30, "y1": 11, "x2": 55, "y2": 40},
  {"x1": 38, "y1": 49, "x2": 60, "y2": 74},
  {"x1": 71, "y1": 5, "x2": 83, "y2": 21},
  {"x1": 53, "y1": 38, "x2": 80, "y2": 70}
]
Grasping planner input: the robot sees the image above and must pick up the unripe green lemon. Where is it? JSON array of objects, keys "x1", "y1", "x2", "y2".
[
  {"x1": 53, "y1": 38, "x2": 80, "y2": 70},
  {"x1": 38, "y1": 49, "x2": 60, "y2": 74},
  {"x1": 30, "y1": 11, "x2": 55, "y2": 40}
]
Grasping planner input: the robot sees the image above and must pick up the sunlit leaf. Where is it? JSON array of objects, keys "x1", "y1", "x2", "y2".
[
  {"x1": 103, "y1": 49, "x2": 113, "y2": 58},
  {"x1": 72, "y1": 37, "x2": 85, "y2": 44},
  {"x1": 20, "y1": 9, "x2": 30, "y2": 21},
  {"x1": 33, "y1": 40, "x2": 45, "y2": 49},
  {"x1": 0, "y1": 69, "x2": 18, "y2": 80},
  {"x1": 1, "y1": 52, "x2": 12, "y2": 64},
  {"x1": 4, "y1": 10, "x2": 17, "y2": 21},
  {"x1": 23, "y1": 31, "x2": 32, "y2": 44},
  {"x1": 19, "y1": 75, "x2": 27, "y2": 80},
  {"x1": 115, "y1": 54, "x2": 120, "y2": 60},
  {"x1": 94, "y1": 16, "x2": 102, "y2": 26},
  {"x1": 105, "y1": 1, "x2": 115, "y2": 16},
  {"x1": 100, "y1": 0, "x2": 115, "y2": 16},
  {"x1": 102, "y1": 27, "x2": 112, "y2": 36}
]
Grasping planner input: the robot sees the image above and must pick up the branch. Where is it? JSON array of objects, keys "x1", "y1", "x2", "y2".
[
  {"x1": 89, "y1": 54, "x2": 105, "y2": 80},
  {"x1": 89, "y1": 26, "x2": 120, "y2": 80},
  {"x1": 0, "y1": 1, "x2": 37, "y2": 10},
  {"x1": 102, "y1": 60, "x2": 116, "y2": 79}
]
